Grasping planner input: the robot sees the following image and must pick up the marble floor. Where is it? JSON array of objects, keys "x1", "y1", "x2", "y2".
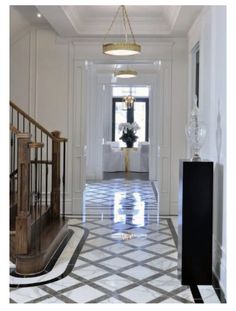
[{"x1": 10, "y1": 178, "x2": 224, "y2": 303}]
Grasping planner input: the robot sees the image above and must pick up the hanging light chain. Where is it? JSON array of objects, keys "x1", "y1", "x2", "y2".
[
  {"x1": 123, "y1": 5, "x2": 136, "y2": 43},
  {"x1": 103, "y1": 5, "x2": 136, "y2": 43}
]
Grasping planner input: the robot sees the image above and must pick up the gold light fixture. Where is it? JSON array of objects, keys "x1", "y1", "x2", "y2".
[
  {"x1": 103, "y1": 5, "x2": 141, "y2": 56},
  {"x1": 115, "y1": 69, "x2": 137, "y2": 78},
  {"x1": 122, "y1": 95, "x2": 136, "y2": 109}
]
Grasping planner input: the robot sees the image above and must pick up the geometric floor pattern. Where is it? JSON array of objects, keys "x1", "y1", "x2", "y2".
[{"x1": 10, "y1": 178, "x2": 222, "y2": 303}]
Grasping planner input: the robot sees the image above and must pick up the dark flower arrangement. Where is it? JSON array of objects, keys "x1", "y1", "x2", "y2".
[{"x1": 119, "y1": 122, "x2": 140, "y2": 148}]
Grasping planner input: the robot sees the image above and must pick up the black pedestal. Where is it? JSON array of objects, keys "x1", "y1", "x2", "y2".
[{"x1": 178, "y1": 160, "x2": 213, "y2": 285}]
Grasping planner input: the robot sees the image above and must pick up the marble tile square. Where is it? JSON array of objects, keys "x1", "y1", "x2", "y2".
[
  {"x1": 99, "y1": 257, "x2": 133, "y2": 270},
  {"x1": 125, "y1": 238, "x2": 153, "y2": 247},
  {"x1": 167, "y1": 251, "x2": 178, "y2": 259},
  {"x1": 79, "y1": 222, "x2": 99, "y2": 230},
  {"x1": 46, "y1": 276, "x2": 79, "y2": 291},
  {"x1": 87, "y1": 237, "x2": 113, "y2": 247},
  {"x1": 144, "y1": 243, "x2": 173, "y2": 254},
  {"x1": 79, "y1": 249, "x2": 111, "y2": 261},
  {"x1": 122, "y1": 266, "x2": 157, "y2": 280},
  {"x1": 198, "y1": 286, "x2": 221, "y2": 303},
  {"x1": 10, "y1": 287, "x2": 48, "y2": 303},
  {"x1": 148, "y1": 232, "x2": 171, "y2": 241},
  {"x1": 121, "y1": 285, "x2": 162, "y2": 303},
  {"x1": 91, "y1": 227, "x2": 114, "y2": 235},
  {"x1": 40, "y1": 296, "x2": 65, "y2": 303},
  {"x1": 148, "y1": 275, "x2": 181, "y2": 292},
  {"x1": 176, "y1": 288, "x2": 194, "y2": 302},
  {"x1": 122, "y1": 250, "x2": 156, "y2": 261},
  {"x1": 73, "y1": 265, "x2": 108, "y2": 280},
  {"x1": 102, "y1": 243, "x2": 133, "y2": 254},
  {"x1": 95, "y1": 274, "x2": 133, "y2": 291},
  {"x1": 65, "y1": 285, "x2": 104, "y2": 303},
  {"x1": 146, "y1": 257, "x2": 177, "y2": 270},
  {"x1": 100, "y1": 297, "x2": 123, "y2": 303},
  {"x1": 161, "y1": 297, "x2": 181, "y2": 303}
]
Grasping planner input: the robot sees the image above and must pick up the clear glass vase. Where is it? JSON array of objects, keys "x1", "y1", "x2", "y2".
[{"x1": 185, "y1": 96, "x2": 207, "y2": 161}]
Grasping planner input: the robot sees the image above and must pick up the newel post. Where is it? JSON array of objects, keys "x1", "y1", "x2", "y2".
[
  {"x1": 51, "y1": 131, "x2": 61, "y2": 219},
  {"x1": 15, "y1": 133, "x2": 31, "y2": 255}
]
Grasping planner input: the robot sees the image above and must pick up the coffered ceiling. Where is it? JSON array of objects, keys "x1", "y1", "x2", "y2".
[{"x1": 11, "y1": 5, "x2": 203, "y2": 38}]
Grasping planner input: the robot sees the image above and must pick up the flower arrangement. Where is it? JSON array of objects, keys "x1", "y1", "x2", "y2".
[{"x1": 119, "y1": 122, "x2": 140, "y2": 148}]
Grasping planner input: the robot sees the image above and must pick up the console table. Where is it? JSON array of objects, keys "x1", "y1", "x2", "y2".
[{"x1": 178, "y1": 160, "x2": 213, "y2": 285}]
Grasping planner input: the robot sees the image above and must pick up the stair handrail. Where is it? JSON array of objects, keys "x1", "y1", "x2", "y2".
[{"x1": 10, "y1": 101, "x2": 67, "y2": 142}]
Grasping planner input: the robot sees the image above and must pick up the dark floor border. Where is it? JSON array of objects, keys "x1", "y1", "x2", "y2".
[
  {"x1": 212, "y1": 272, "x2": 227, "y2": 303},
  {"x1": 10, "y1": 225, "x2": 89, "y2": 288}
]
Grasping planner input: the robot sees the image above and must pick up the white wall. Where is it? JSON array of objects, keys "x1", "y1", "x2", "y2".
[
  {"x1": 10, "y1": 11, "x2": 188, "y2": 216},
  {"x1": 188, "y1": 6, "x2": 226, "y2": 297}
]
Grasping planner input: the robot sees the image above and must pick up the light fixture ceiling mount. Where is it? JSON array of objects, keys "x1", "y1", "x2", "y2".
[{"x1": 103, "y1": 5, "x2": 141, "y2": 56}]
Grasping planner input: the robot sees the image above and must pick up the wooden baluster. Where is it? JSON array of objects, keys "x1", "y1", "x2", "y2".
[
  {"x1": 51, "y1": 131, "x2": 61, "y2": 219},
  {"x1": 15, "y1": 133, "x2": 31, "y2": 255}
]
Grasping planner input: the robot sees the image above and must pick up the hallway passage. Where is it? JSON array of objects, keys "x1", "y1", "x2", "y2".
[{"x1": 10, "y1": 179, "x2": 222, "y2": 303}]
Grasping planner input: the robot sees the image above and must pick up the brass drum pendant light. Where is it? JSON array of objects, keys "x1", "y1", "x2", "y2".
[
  {"x1": 115, "y1": 69, "x2": 137, "y2": 78},
  {"x1": 103, "y1": 5, "x2": 141, "y2": 56}
]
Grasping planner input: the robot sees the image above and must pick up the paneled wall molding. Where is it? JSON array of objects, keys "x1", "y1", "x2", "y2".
[
  {"x1": 10, "y1": 25, "x2": 32, "y2": 46},
  {"x1": 72, "y1": 61, "x2": 87, "y2": 214}
]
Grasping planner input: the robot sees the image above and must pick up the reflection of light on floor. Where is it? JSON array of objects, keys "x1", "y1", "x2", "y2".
[
  {"x1": 113, "y1": 192, "x2": 145, "y2": 226},
  {"x1": 132, "y1": 192, "x2": 145, "y2": 226},
  {"x1": 114, "y1": 192, "x2": 126, "y2": 223}
]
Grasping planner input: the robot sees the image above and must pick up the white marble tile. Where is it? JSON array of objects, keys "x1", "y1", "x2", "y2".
[
  {"x1": 123, "y1": 250, "x2": 156, "y2": 261},
  {"x1": 99, "y1": 257, "x2": 133, "y2": 270},
  {"x1": 102, "y1": 243, "x2": 133, "y2": 254},
  {"x1": 198, "y1": 286, "x2": 221, "y2": 303},
  {"x1": 146, "y1": 257, "x2": 177, "y2": 270},
  {"x1": 91, "y1": 227, "x2": 113, "y2": 235},
  {"x1": 125, "y1": 238, "x2": 152, "y2": 247},
  {"x1": 176, "y1": 288, "x2": 194, "y2": 302},
  {"x1": 122, "y1": 266, "x2": 157, "y2": 280},
  {"x1": 40, "y1": 296, "x2": 65, "y2": 303},
  {"x1": 73, "y1": 265, "x2": 108, "y2": 280},
  {"x1": 79, "y1": 249, "x2": 111, "y2": 261},
  {"x1": 144, "y1": 243, "x2": 173, "y2": 254},
  {"x1": 148, "y1": 275, "x2": 181, "y2": 292},
  {"x1": 161, "y1": 297, "x2": 181, "y2": 303},
  {"x1": 121, "y1": 285, "x2": 162, "y2": 303},
  {"x1": 73, "y1": 258, "x2": 89, "y2": 268},
  {"x1": 65, "y1": 285, "x2": 104, "y2": 303},
  {"x1": 100, "y1": 297, "x2": 123, "y2": 303},
  {"x1": 95, "y1": 274, "x2": 133, "y2": 291},
  {"x1": 87, "y1": 237, "x2": 113, "y2": 247},
  {"x1": 10, "y1": 287, "x2": 48, "y2": 303},
  {"x1": 46, "y1": 276, "x2": 79, "y2": 291},
  {"x1": 148, "y1": 232, "x2": 171, "y2": 241},
  {"x1": 167, "y1": 251, "x2": 178, "y2": 259}
]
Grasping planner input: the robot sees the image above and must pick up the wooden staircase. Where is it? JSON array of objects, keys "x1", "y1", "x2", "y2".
[{"x1": 10, "y1": 101, "x2": 68, "y2": 275}]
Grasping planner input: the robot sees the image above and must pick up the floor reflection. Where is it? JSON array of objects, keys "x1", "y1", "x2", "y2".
[
  {"x1": 84, "y1": 179, "x2": 159, "y2": 225},
  {"x1": 114, "y1": 192, "x2": 145, "y2": 226}
]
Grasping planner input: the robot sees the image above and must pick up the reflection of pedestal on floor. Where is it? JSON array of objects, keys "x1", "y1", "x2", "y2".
[{"x1": 121, "y1": 148, "x2": 137, "y2": 172}]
